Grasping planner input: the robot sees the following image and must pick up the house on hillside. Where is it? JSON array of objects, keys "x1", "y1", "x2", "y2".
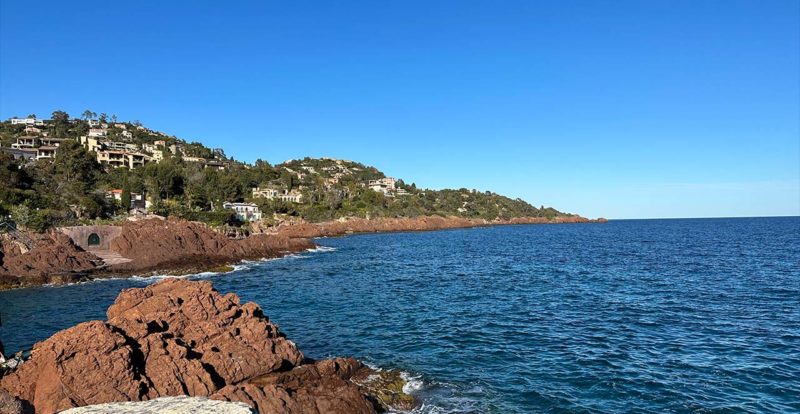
[
  {"x1": 205, "y1": 160, "x2": 227, "y2": 170},
  {"x1": 1, "y1": 147, "x2": 37, "y2": 162},
  {"x1": 105, "y1": 141, "x2": 139, "y2": 152},
  {"x1": 106, "y1": 189, "x2": 151, "y2": 213},
  {"x1": 39, "y1": 137, "x2": 69, "y2": 147},
  {"x1": 222, "y1": 202, "x2": 262, "y2": 221},
  {"x1": 11, "y1": 136, "x2": 38, "y2": 149},
  {"x1": 279, "y1": 190, "x2": 303, "y2": 203},
  {"x1": 252, "y1": 185, "x2": 282, "y2": 199},
  {"x1": 36, "y1": 146, "x2": 57, "y2": 160},
  {"x1": 183, "y1": 156, "x2": 206, "y2": 164},
  {"x1": 368, "y1": 177, "x2": 397, "y2": 195},
  {"x1": 78, "y1": 136, "x2": 103, "y2": 153},
  {"x1": 24, "y1": 126, "x2": 42, "y2": 135},
  {"x1": 96, "y1": 150, "x2": 149, "y2": 169},
  {"x1": 88, "y1": 128, "x2": 107, "y2": 138},
  {"x1": 142, "y1": 143, "x2": 165, "y2": 162},
  {"x1": 252, "y1": 185, "x2": 304, "y2": 203},
  {"x1": 10, "y1": 117, "x2": 44, "y2": 126},
  {"x1": 107, "y1": 189, "x2": 124, "y2": 201}
]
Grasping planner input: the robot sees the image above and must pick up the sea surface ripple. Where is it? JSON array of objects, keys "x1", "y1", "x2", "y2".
[{"x1": 1, "y1": 217, "x2": 799, "y2": 413}]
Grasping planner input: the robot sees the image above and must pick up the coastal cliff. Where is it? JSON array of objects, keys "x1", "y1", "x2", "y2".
[
  {"x1": 0, "y1": 279, "x2": 413, "y2": 414},
  {"x1": 0, "y1": 215, "x2": 605, "y2": 289},
  {"x1": 105, "y1": 218, "x2": 314, "y2": 274},
  {"x1": 0, "y1": 219, "x2": 314, "y2": 290},
  {"x1": 274, "y1": 215, "x2": 605, "y2": 238},
  {"x1": 0, "y1": 232, "x2": 102, "y2": 288}
]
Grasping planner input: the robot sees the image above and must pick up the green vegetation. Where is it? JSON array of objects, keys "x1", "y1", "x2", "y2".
[{"x1": 0, "y1": 110, "x2": 570, "y2": 231}]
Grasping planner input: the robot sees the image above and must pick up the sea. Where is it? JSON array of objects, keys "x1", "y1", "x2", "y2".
[{"x1": 1, "y1": 217, "x2": 799, "y2": 413}]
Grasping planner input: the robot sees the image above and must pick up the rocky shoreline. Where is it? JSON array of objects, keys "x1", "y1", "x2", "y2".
[
  {"x1": 0, "y1": 215, "x2": 606, "y2": 290},
  {"x1": 0, "y1": 279, "x2": 415, "y2": 414}
]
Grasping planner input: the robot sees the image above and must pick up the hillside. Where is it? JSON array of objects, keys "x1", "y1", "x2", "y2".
[{"x1": 0, "y1": 111, "x2": 578, "y2": 231}]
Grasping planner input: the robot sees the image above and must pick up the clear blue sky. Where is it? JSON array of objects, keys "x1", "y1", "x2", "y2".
[{"x1": 1, "y1": 1, "x2": 798, "y2": 219}]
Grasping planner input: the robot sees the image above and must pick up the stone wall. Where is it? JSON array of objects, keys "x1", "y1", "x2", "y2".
[{"x1": 58, "y1": 225, "x2": 122, "y2": 251}]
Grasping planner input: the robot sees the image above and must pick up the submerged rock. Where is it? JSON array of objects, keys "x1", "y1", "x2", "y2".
[
  {"x1": 352, "y1": 369, "x2": 417, "y2": 412},
  {"x1": 0, "y1": 279, "x2": 414, "y2": 414}
]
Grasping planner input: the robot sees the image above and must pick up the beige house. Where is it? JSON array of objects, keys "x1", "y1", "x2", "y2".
[
  {"x1": 39, "y1": 137, "x2": 69, "y2": 147},
  {"x1": 105, "y1": 141, "x2": 139, "y2": 152},
  {"x1": 183, "y1": 156, "x2": 206, "y2": 163},
  {"x1": 252, "y1": 186, "x2": 281, "y2": 199},
  {"x1": 368, "y1": 177, "x2": 398, "y2": 194},
  {"x1": 36, "y1": 146, "x2": 57, "y2": 160},
  {"x1": 278, "y1": 190, "x2": 304, "y2": 203},
  {"x1": 78, "y1": 136, "x2": 103, "y2": 153},
  {"x1": 11, "y1": 136, "x2": 38, "y2": 149},
  {"x1": 97, "y1": 150, "x2": 149, "y2": 169},
  {"x1": 252, "y1": 186, "x2": 303, "y2": 203},
  {"x1": 24, "y1": 126, "x2": 42, "y2": 135},
  {"x1": 205, "y1": 160, "x2": 227, "y2": 170}
]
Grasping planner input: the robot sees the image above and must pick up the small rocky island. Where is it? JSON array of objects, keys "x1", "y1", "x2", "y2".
[{"x1": 0, "y1": 279, "x2": 415, "y2": 414}]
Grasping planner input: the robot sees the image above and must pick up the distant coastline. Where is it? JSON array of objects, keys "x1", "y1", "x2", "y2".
[{"x1": 0, "y1": 215, "x2": 606, "y2": 290}]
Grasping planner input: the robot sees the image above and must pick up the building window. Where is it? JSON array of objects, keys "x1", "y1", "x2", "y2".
[{"x1": 88, "y1": 233, "x2": 101, "y2": 246}]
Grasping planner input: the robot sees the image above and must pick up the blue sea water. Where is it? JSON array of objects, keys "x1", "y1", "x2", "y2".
[{"x1": 2, "y1": 217, "x2": 799, "y2": 413}]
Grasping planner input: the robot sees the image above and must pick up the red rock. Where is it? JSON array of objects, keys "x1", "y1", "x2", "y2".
[
  {"x1": 211, "y1": 358, "x2": 375, "y2": 414},
  {"x1": 106, "y1": 279, "x2": 305, "y2": 387},
  {"x1": 273, "y1": 214, "x2": 602, "y2": 239},
  {"x1": 107, "y1": 219, "x2": 314, "y2": 274},
  {"x1": 0, "y1": 279, "x2": 377, "y2": 414},
  {"x1": 0, "y1": 320, "x2": 147, "y2": 414},
  {"x1": 0, "y1": 232, "x2": 101, "y2": 288}
]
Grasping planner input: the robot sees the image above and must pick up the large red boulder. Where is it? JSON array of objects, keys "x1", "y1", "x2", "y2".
[{"x1": 0, "y1": 279, "x2": 379, "y2": 414}]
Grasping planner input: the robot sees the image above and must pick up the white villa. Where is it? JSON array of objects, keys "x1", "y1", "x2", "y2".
[
  {"x1": 223, "y1": 202, "x2": 262, "y2": 221},
  {"x1": 88, "y1": 128, "x2": 107, "y2": 138},
  {"x1": 10, "y1": 118, "x2": 44, "y2": 126},
  {"x1": 368, "y1": 177, "x2": 398, "y2": 194}
]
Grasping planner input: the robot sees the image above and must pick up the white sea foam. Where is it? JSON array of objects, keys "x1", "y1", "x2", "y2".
[
  {"x1": 31, "y1": 244, "x2": 336, "y2": 290},
  {"x1": 401, "y1": 371, "x2": 425, "y2": 394},
  {"x1": 306, "y1": 245, "x2": 337, "y2": 253}
]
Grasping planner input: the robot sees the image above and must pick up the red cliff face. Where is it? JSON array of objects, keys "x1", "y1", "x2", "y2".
[
  {"x1": 274, "y1": 215, "x2": 602, "y2": 239},
  {"x1": 0, "y1": 279, "x2": 380, "y2": 414},
  {"x1": 0, "y1": 215, "x2": 604, "y2": 289},
  {"x1": 0, "y1": 232, "x2": 101, "y2": 288},
  {"x1": 107, "y1": 219, "x2": 314, "y2": 274}
]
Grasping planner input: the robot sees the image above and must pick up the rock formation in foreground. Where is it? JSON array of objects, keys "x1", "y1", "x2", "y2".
[
  {"x1": 59, "y1": 396, "x2": 255, "y2": 414},
  {"x1": 0, "y1": 279, "x2": 413, "y2": 414}
]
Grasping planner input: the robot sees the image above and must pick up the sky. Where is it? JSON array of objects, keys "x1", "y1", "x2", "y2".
[{"x1": 1, "y1": 1, "x2": 798, "y2": 219}]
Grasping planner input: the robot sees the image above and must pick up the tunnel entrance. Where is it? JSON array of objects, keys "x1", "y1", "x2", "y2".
[{"x1": 88, "y1": 233, "x2": 101, "y2": 246}]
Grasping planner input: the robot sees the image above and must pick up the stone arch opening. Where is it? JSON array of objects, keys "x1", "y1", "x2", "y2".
[{"x1": 88, "y1": 233, "x2": 101, "y2": 246}]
